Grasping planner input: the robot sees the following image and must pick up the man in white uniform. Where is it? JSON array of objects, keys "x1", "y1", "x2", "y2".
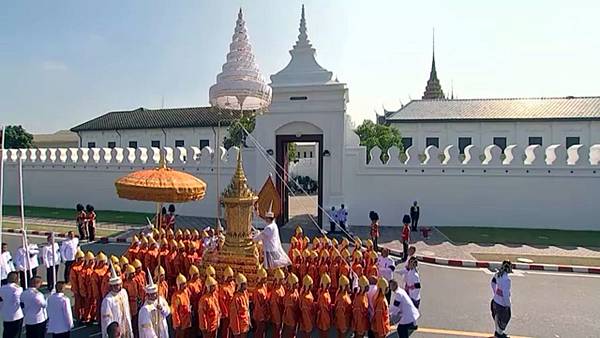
[
  {"x1": 377, "y1": 248, "x2": 395, "y2": 302},
  {"x1": 389, "y1": 279, "x2": 420, "y2": 338},
  {"x1": 21, "y1": 276, "x2": 48, "y2": 338},
  {"x1": 138, "y1": 269, "x2": 170, "y2": 338},
  {"x1": 0, "y1": 271, "x2": 24, "y2": 338},
  {"x1": 491, "y1": 260, "x2": 513, "y2": 338},
  {"x1": 60, "y1": 231, "x2": 79, "y2": 282},
  {"x1": 41, "y1": 234, "x2": 61, "y2": 291},
  {"x1": 15, "y1": 243, "x2": 40, "y2": 289},
  {"x1": 252, "y1": 201, "x2": 291, "y2": 270},
  {"x1": 101, "y1": 263, "x2": 133, "y2": 338},
  {"x1": 0, "y1": 242, "x2": 15, "y2": 285},
  {"x1": 47, "y1": 281, "x2": 74, "y2": 338}
]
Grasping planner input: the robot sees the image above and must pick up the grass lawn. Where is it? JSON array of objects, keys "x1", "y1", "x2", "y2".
[
  {"x1": 2, "y1": 221, "x2": 123, "y2": 238},
  {"x1": 3, "y1": 205, "x2": 151, "y2": 226},
  {"x1": 437, "y1": 226, "x2": 600, "y2": 247}
]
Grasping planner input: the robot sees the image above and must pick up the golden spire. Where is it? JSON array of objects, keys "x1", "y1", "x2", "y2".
[{"x1": 223, "y1": 149, "x2": 254, "y2": 199}]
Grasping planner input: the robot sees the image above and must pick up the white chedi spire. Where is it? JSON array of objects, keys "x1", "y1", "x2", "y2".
[
  {"x1": 209, "y1": 8, "x2": 272, "y2": 110},
  {"x1": 270, "y1": 5, "x2": 334, "y2": 86}
]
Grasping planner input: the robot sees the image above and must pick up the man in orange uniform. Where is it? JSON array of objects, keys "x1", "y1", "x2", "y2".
[
  {"x1": 290, "y1": 249, "x2": 302, "y2": 278},
  {"x1": 154, "y1": 266, "x2": 169, "y2": 300},
  {"x1": 352, "y1": 276, "x2": 370, "y2": 337},
  {"x1": 144, "y1": 239, "x2": 159, "y2": 273},
  {"x1": 158, "y1": 239, "x2": 169, "y2": 269},
  {"x1": 91, "y1": 252, "x2": 109, "y2": 323},
  {"x1": 307, "y1": 251, "x2": 319, "y2": 286},
  {"x1": 79, "y1": 251, "x2": 96, "y2": 324},
  {"x1": 352, "y1": 251, "x2": 364, "y2": 277},
  {"x1": 187, "y1": 266, "x2": 203, "y2": 338},
  {"x1": 298, "y1": 275, "x2": 315, "y2": 338},
  {"x1": 229, "y1": 273, "x2": 250, "y2": 338},
  {"x1": 199, "y1": 276, "x2": 220, "y2": 338},
  {"x1": 293, "y1": 226, "x2": 304, "y2": 250},
  {"x1": 316, "y1": 274, "x2": 332, "y2": 338},
  {"x1": 218, "y1": 266, "x2": 235, "y2": 338},
  {"x1": 329, "y1": 249, "x2": 340, "y2": 293},
  {"x1": 119, "y1": 256, "x2": 129, "y2": 273},
  {"x1": 299, "y1": 250, "x2": 310, "y2": 280},
  {"x1": 269, "y1": 268, "x2": 286, "y2": 338},
  {"x1": 138, "y1": 237, "x2": 149, "y2": 261},
  {"x1": 172, "y1": 273, "x2": 192, "y2": 338},
  {"x1": 372, "y1": 277, "x2": 390, "y2": 338},
  {"x1": 365, "y1": 251, "x2": 379, "y2": 280},
  {"x1": 69, "y1": 250, "x2": 85, "y2": 323},
  {"x1": 126, "y1": 235, "x2": 140, "y2": 262},
  {"x1": 318, "y1": 251, "x2": 330, "y2": 284},
  {"x1": 173, "y1": 241, "x2": 187, "y2": 278},
  {"x1": 334, "y1": 275, "x2": 352, "y2": 338},
  {"x1": 185, "y1": 242, "x2": 200, "y2": 274},
  {"x1": 339, "y1": 249, "x2": 351, "y2": 279},
  {"x1": 132, "y1": 259, "x2": 147, "y2": 291},
  {"x1": 282, "y1": 273, "x2": 300, "y2": 338},
  {"x1": 252, "y1": 268, "x2": 269, "y2": 338},
  {"x1": 166, "y1": 239, "x2": 179, "y2": 287},
  {"x1": 122, "y1": 264, "x2": 142, "y2": 337}
]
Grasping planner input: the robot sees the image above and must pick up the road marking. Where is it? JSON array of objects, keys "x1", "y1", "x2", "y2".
[{"x1": 411, "y1": 326, "x2": 533, "y2": 338}]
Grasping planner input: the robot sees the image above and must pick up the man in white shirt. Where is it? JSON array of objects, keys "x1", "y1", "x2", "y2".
[
  {"x1": 21, "y1": 276, "x2": 48, "y2": 338},
  {"x1": 389, "y1": 279, "x2": 420, "y2": 338},
  {"x1": 42, "y1": 234, "x2": 61, "y2": 291},
  {"x1": 491, "y1": 260, "x2": 513, "y2": 338},
  {"x1": 15, "y1": 243, "x2": 40, "y2": 289},
  {"x1": 377, "y1": 248, "x2": 395, "y2": 301},
  {"x1": 0, "y1": 271, "x2": 25, "y2": 338},
  {"x1": 60, "y1": 231, "x2": 79, "y2": 282},
  {"x1": 47, "y1": 281, "x2": 74, "y2": 338},
  {"x1": 327, "y1": 206, "x2": 337, "y2": 232},
  {"x1": 253, "y1": 202, "x2": 291, "y2": 270},
  {"x1": 0, "y1": 242, "x2": 15, "y2": 285},
  {"x1": 336, "y1": 204, "x2": 348, "y2": 232},
  {"x1": 101, "y1": 264, "x2": 133, "y2": 338},
  {"x1": 138, "y1": 269, "x2": 170, "y2": 338}
]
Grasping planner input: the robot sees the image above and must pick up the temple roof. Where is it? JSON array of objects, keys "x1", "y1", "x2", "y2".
[
  {"x1": 384, "y1": 97, "x2": 600, "y2": 122},
  {"x1": 422, "y1": 33, "x2": 445, "y2": 100}
]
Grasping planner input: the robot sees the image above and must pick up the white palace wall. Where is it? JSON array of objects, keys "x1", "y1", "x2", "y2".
[{"x1": 341, "y1": 140, "x2": 600, "y2": 230}]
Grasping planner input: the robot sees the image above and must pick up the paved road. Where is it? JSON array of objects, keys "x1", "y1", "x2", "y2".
[{"x1": 2, "y1": 233, "x2": 599, "y2": 337}]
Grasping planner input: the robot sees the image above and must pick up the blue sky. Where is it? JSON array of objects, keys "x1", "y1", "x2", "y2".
[{"x1": 1, "y1": 0, "x2": 599, "y2": 133}]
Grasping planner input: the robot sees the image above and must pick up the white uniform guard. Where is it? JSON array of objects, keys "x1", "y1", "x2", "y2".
[
  {"x1": 0, "y1": 250, "x2": 15, "y2": 281},
  {"x1": 47, "y1": 289, "x2": 74, "y2": 336}
]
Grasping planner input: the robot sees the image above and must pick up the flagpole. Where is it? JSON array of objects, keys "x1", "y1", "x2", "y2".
[
  {"x1": 51, "y1": 231, "x2": 56, "y2": 292},
  {"x1": 18, "y1": 158, "x2": 30, "y2": 289}
]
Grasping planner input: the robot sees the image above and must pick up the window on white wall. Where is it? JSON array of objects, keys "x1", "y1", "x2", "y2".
[
  {"x1": 107, "y1": 142, "x2": 116, "y2": 149},
  {"x1": 199, "y1": 139, "x2": 210, "y2": 148},
  {"x1": 401, "y1": 137, "x2": 413, "y2": 149},
  {"x1": 151, "y1": 140, "x2": 160, "y2": 148},
  {"x1": 458, "y1": 137, "x2": 472, "y2": 154},
  {"x1": 566, "y1": 136, "x2": 580, "y2": 148},
  {"x1": 493, "y1": 137, "x2": 507, "y2": 150},
  {"x1": 303, "y1": 151, "x2": 307, "y2": 158},
  {"x1": 175, "y1": 140, "x2": 185, "y2": 147},
  {"x1": 425, "y1": 137, "x2": 439, "y2": 148},
  {"x1": 128, "y1": 141, "x2": 138, "y2": 149},
  {"x1": 87, "y1": 142, "x2": 96, "y2": 148},
  {"x1": 528, "y1": 137, "x2": 543, "y2": 146},
  {"x1": 309, "y1": 151, "x2": 313, "y2": 158}
]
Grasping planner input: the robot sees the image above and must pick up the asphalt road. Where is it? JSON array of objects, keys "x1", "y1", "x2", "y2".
[{"x1": 1, "y1": 234, "x2": 599, "y2": 337}]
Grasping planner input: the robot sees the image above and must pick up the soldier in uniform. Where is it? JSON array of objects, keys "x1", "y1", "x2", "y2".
[
  {"x1": 187, "y1": 265, "x2": 203, "y2": 338},
  {"x1": 93, "y1": 252, "x2": 110, "y2": 322},
  {"x1": 154, "y1": 266, "x2": 169, "y2": 301},
  {"x1": 282, "y1": 273, "x2": 300, "y2": 338},
  {"x1": 372, "y1": 277, "x2": 390, "y2": 338},
  {"x1": 123, "y1": 264, "x2": 143, "y2": 337},
  {"x1": 138, "y1": 269, "x2": 170, "y2": 338},
  {"x1": 80, "y1": 251, "x2": 96, "y2": 324},
  {"x1": 252, "y1": 268, "x2": 269, "y2": 338},
  {"x1": 218, "y1": 266, "x2": 235, "y2": 338},
  {"x1": 334, "y1": 275, "x2": 352, "y2": 338},
  {"x1": 316, "y1": 274, "x2": 332, "y2": 338},
  {"x1": 269, "y1": 268, "x2": 286, "y2": 338},
  {"x1": 229, "y1": 273, "x2": 250, "y2": 338},
  {"x1": 199, "y1": 276, "x2": 220, "y2": 338},
  {"x1": 352, "y1": 276, "x2": 370, "y2": 338},
  {"x1": 171, "y1": 274, "x2": 192, "y2": 338},
  {"x1": 132, "y1": 259, "x2": 147, "y2": 293},
  {"x1": 101, "y1": 263, "x2": 133, "y2": 338},
  {"x1": 299, "y1": 275, "x2": 315, "y2": 338}
]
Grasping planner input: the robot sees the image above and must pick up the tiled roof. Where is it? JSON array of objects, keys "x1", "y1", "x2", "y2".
[
  {"x1": 71, "y1": 106, "x2": 253, "y2": 132},
  {"x1": 384, "y1": 97, "x2": 600, "y2": 122}
]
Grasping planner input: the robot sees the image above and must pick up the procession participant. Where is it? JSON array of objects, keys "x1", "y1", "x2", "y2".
[
  {"x1": 328, "y1": 249, "x2": 341, "y2": 293},
  {"x1": 119, "y1": 256, "x2": 129, "y2": 272},
  {"x1": 293, "y1": 226, "x2": 304, "y2": 250},
  {"x1": 79, "y1": 251, "x2": 96, "y2": 324},
  {"x1": 21, "y1": 276, "x2": 48, "y2": 338},
  {"x1": 172, "y1": 273, "x2": 192, "y2": 338},
  {"x1": 316, "y1": 274, "x2": 332, "y2": 338},
  {"x1": 404, "y1": 257, "x2": 421, "y2": 310},
  {"x1": 269, "y1": 268, "x2": 286, "y2": 338},
  {"x1": 183, "y1": 229, "x2": 192, "y2": 248},
  {"x1": 122, "y1": 264, "x2": 142, "y2": 336},
  {"x1": 0, "y1": 242, "x2": 15, "y2": 285},
  {"x1": 175, "y1": 229, "x2": 183, "y2": 241},
  {"x1": 401, "y1": 215, "x2": 411, "y2": 262},
  {"x1": 85, "y1": 204, "x2": 97, "y2": 242},
  {"x1": 290, "y1": 249, "x2": 302, "y2": 278},
  {"x1": 334, "y1": 275, "x2": 352, "y2": 338},
  {"x1": 365, "y1": 251, "x2": 379, "y2": 281},
  {"x1": 138, "y1": 269, "x2": 170, "y2": 338},
  {"x1": 110, "y1": 255, "x2": 120, "y2": 268},
  {"x1": 199, "y1": 276, "x2": 220, "y2": 338},
  {"x1": 165, "y1": 239, "x2": 178, "y2": 286},
  {"x1": 166, "y1": 204, "x2": 177, "y2": 230},
  {"x1": 126, "y1": 236, "x2": 140, "y2": 262},
  {"x1": 252, "y1": 268, "x2": 269, "y2": 338},
  {"x1": 154, "y1": 266, "x2": 168, "y2": 300},
  {"x1": 0, "y1": 272, "x2": 24, "y2": 338},
  {"x1": 166, "y1": 229, "x2": 175, "y2": 241},
  {"x1": 369, "y1": 212, "x2": 380, "y2": 251},
  {"x1": 157, "y1": 240, "x2": 168, "y2": 270},
  {"x1": 372, "y1": 277, "x2": 391, "y2": 338},
  {"x1": 339, "y1": 238, "x2": 349, "y2": 252},
  {"x1": 352, "y1": 276, "x2": 370, "y2": 338},
  {"x1": 339, "y1": 249, "x2": 351, "y2": 278},
  {"x1": 15, "y1": 243, "x2": 40, "y2": 289},
  {"x1": 76, "y1": 203, "x2": 88, "y2": 240},
  {"x1": 60, "y1": 231, "x2": 79, "y2": 282},
  {"x1": 47, "y1": 281, "x2": 74, "y2": 338},
  {"x1": 144, "y1": 239, "x2": 159, "y2": 272},
  {"x1": 377, "y1": 248, "x2": 395, "y2": 282},
  {"x1": 389, "y1": 279, "x2": 419, "y2": 338},
  {"x1": 288, "y1": 237, "x2": 299, "y2": 258},
  {"x1": 69, "y1": 250, "x2": 85, "y2": 323},
  {"x1": 138, "y1": 237, "x2": 149, "y2": 261},
  {"x1": 299, "y1": 250, "x2": 310, "y2": 280},
  {"x1": 491, "y1": 260, "x2": 513, "y2": 338},
  {"x1": 253, "y1": 202, "x2": 292, "y2": 270},
  {"x1": 351, "y1": 251, "x2": 364, "y2": 277},
  {"x1": 282, "y1": 272, "x2": 300, "y2": 338},
  {"x1": 229, "y1": 273, "x2": 250, "y2": 338},
  {"x1": 307, "y1": 251, "x2": 319, "y2": 286},
  {"x1": 101, "y1": 263, "x2": 133, "y2": 338},
  {"x1": 302, "y1": 236, "x2": 309, "y2": 253},
  {"x1": 364, "y1": 239, "x2": 375, "y2": 258},
  {"x1": 173, "y1": 241, "x2": 187, "y2": 280},
  {"x1": 191, "y1": 229, "x2": 200, "y2": 242},
  {"x1": 218, "y1": 266, "x2": 235, "y2": 338},
  {"x1": 92, "y1": 252, "x2": 110, "y2": 322},
  {"x1": 298, "y1": 275, "x2": 315, "y2": 338},
  {"x1": 311, "y1": 238, "x2": 320, "y2": 253},
  {"x1": 184, "y1": 242, "x2": 200, "y2": 275},
  {"x1": 317, "y1": 251, "x2": 330, "y2": 285},
  {"x1": 132, "y1": 259, "x2": 147, "y2": 291},
  {"x1": 102, "y1": 264, "x2": 122, "y2": 298},
  {"x1": 187, "y1": 265, "x2": 203, "y2": 338},
  {"x1": 159, "y1": 207, "x2": 168, "y2": 230}
]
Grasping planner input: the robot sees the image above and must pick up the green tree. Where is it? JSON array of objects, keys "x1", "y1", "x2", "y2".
[
  {"x1": 354, "y1": 120, "x2": 403, "y2": 162},
  {"x1": 288, "y1": 143, "x2": 297, "y2": 162},
  {"x1": 1, "y1": 125, "x2": 34, "y2": 148}
]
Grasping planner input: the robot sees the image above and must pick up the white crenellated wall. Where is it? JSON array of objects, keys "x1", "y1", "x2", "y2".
[
  {"x1": 341, "y1": 140, "x2": 600, "y2": 230},
  {"x1": 0, "y1": 146, "x2": 250, "y2": 221}
]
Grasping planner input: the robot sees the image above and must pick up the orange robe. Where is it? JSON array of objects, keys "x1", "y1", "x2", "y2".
[
  {"x1": 79, "y1": 264, "x2": 95, "y2": 322},
  {"x1": 144, "y1": 248, "x2": 159, "y2": 272},
  {"x1": 351, "y1": 262, "x2": 363, "y2": 277},
  {"x1": 351, "y1": 292, "x2": 369, "y2": 335},
  {"x1": 299, "y1": 290, "x2": 315, "y2": 333},
  {"x1": 316, "y1": 289, "x2": 332, "y2": 332},
  {"x1": 158, "y1": 280, "x2": 169, "y2": 300},
  {"x1": 187, "y1": 278, "x2": 203, "y2": 316},
  {"x1": 372, "y1": 293, "x2": 390, "y2": 337},
  {"x1": 229, "y1": 290, "x2": 250, "y2": 335},
  {"x1": 173, "y1": 251, "x2": 187, "y2": 278},
  {"x1": 126, "y1": 245, "x2": 139, "y2": 262},
  {"x1": 91, "y1": 265, "x2": 108, "y2": 321},
  {"x1": 365, "y1": 264, "x2": 379, "y2": 280},
  {"x1": 282, "y1": 288, "x2": 299, "y2": 328},
  {"x1": 185, "y1": 252, "x2": 200, "y2": 274},
  {"x1": 199, "y1": 291, "x2": 220, "y2": 333},
  {"x1": 329, "y1": 261, "x2": 340, "y2": 292},
  {"x1": 171, "y1": 288, "x2": 192, "y2": 329},
  {"x1": 338, "y1": 261, "x2": 350, "y2": 278},
  {"x1": 134, "y1": 271, "x2": 147, "y2": 299},
  {"x1": 299, "y1": 262, "x2": 309, "y2": 281},
  {"x1": 334, "y1": 291, "x2": 352, "y2": 333},
  {"x1": 123, "y1": 278, "x2": 142, "y2": 316},
  {"x1": 218, "y1": 281, "x2": 235, "y2": 338},
  {"x1": 100, "y1": 273, "x2": 111, "y2": 298},
  {"x1": 69, "y1": 261, "x2": 84, "y2": 320},
  {"x1": 307, "y1": 264, "x2": 318, "y2": 285},
  {"x1": 165, "y1": 250, "x2": 178, "y2": 284},
  {"x1": 269, "y1": 284, "x2": 285, "y2": 326},
  {"x1": 252, "y1": 284, "x2": 269, "y2": 323}
]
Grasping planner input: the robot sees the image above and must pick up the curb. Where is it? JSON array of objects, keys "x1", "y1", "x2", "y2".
[
  {"x1": 388, "y1": 248, "x2": 600, "y2": 275},
  {"x1": 97, "y1": 237, "x2": 129, "y2": 244}
]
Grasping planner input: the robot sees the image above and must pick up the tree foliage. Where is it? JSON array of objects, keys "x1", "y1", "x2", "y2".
[
  {"x1": 1, "y1": 125, "x2": 34, "y2": 149},
  {"x1": 287, "y1": 143, "x2": 297, "y2": 162},
  {"x1": 354, "y1": 120, "x2": 403, "y2": 162},
  {"x1": 223, "y1": 114, "x2": 256, "y2": 149}
]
